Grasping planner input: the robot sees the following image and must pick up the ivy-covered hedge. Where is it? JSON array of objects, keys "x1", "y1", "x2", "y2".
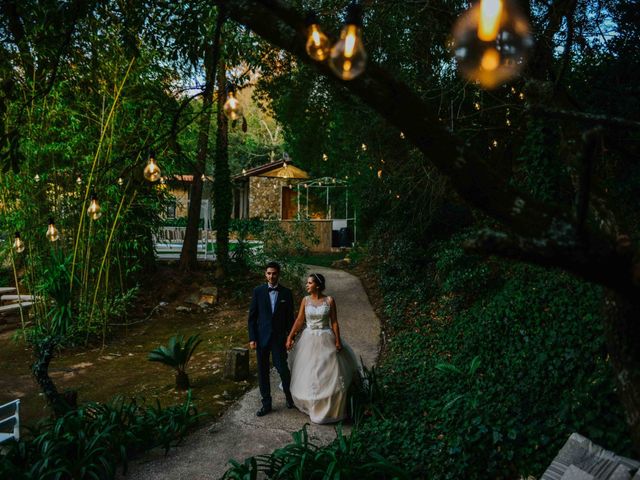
[{"x1": 354, "y1": 232, "x2": 632, "y2": 478}]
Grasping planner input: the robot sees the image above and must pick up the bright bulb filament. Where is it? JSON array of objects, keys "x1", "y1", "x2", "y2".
[
  {"x1": 345, "y1": 25, "x2": 358, "y2": 58},
  {"x1": 478, "y1": 0, "x2": 503, "y2": 41},
  {"x1": 311, "y1": 28, "x2": 321, "y2": 46}
]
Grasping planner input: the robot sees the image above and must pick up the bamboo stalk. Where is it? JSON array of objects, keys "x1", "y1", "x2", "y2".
[{"x1": 70, "y1": 56, "x2": 136, "y2": 293}]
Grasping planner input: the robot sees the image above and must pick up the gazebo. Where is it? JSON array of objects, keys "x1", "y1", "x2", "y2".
[{"x1": 295, "y1": 176, "x2": 356, "y2": 249}]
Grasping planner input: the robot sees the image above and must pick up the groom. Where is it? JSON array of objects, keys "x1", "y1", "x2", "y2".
[{"x1": 248, "y1": 261, "x2": 295, "y2": 416}]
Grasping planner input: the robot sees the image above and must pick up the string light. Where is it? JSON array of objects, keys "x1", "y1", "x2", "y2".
[
  {"x1": 76, "y1": 175, "x2": 82, "y2": 185},
  {"x1": 518, "y1": 92, "x2": 525, "y2": 100},
  {"x1": 474, "y1": 102, "x2": 481, "y2": 110},
  {"x1": 223, "y1": 85, "x2": 243, "y2": 121},
  {"x1": 46, "y1": 218, "x2": 59, "y2": 242},
  {"x1": 322, "y1": 153, "x2": 328, "y2": 161},
  {"x1": 377, "y1": 169, "x2": 383, "y2": 179},
  {"x1": 510, "y1": 86, "x2": 516, "y2": 94},
  {"x1": 329, "y1": 3, "x2": 367, "y2": 81},
  {"x1": 361, "y1": 143, "x2": 367, "y2": 151},
  {"x1": 117, "y1": 177, "x2": 124, "y2": 186},
  {"x1": 305, "y1": 12, "x2": 330, "y2": 61},
  {"x1": 451, "y1": 0, "x2": 533, "y2": 89},
  {"x1": 506, "y1": 118, "x2": 511, "y2": 126},
  {"x1": 492, "y1": 139, "x2": 498, "y2": 147},
  {"x1": 13, "y1": 232, "x2": 25, "y2": 253},
  {"x1": 144, "y1": 152, "x2": 161, "y2": 182},
  {"x1": 34, "y1": 174, "x2": 40, "y2": 182},
  {"x1": 87, "y1": 194, "x2": 102, "y2": 220},
  {"x1": 242, "y1": 168, "x2": 247, "y2": 175},
  {"x1": 400, "y1": 132, "x2": 405, "y2": 139}
]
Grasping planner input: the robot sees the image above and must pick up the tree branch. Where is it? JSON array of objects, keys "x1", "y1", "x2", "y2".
[{"x1": 216, "y1": 0, "x2": 639, "y2": 297}]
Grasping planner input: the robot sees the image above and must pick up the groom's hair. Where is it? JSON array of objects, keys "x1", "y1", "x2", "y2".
[{"x1": 265, "y1": 261, "x2": 281, "y2": 272}]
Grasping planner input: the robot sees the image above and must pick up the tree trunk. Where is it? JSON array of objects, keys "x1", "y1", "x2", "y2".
[
  {"x1": 31, "y1": 336, "x2": 73, "y2": 417},
  {"x1": 179, "y1": 11, "x2": 225, "y2": 272},
  {"x1": 213, "y1": 59, "x2": 231, "y2": 279},
  {"x1": 175, "y1": 370, "x2": 190, "y2": 390},
  {"x1": 603, "y1": 292, "x2": 640, "y2": 455}
]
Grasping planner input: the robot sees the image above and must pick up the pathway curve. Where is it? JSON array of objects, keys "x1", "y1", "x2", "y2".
[{"x1": 123, "y1": 266, "x2": 380, "y2": 480}]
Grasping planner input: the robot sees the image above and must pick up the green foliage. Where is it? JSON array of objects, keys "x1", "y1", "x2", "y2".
[
  {"x1": 0, "y1": 393, "x2": 202, "y2": 480},
  {"x1": 148, "y1": 334, "x2": 202, "y2": 390},
  {"x1": 352, "y1": 231, "x2": 632, "y2": 479},
  {"x1": 222, "y1": 424, "x2": 410, "y2": 480}
]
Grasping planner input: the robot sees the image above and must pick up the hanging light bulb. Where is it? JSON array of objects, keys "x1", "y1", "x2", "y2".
[
  {"x1": 399, "y1": 132, "x2": 405, "y2": 139},
  {"x1": 46, "y1": 218, "x2": 59, "y2": 242},
  {"x1": 492, "y1": 139, "x2": 498, "y2": 147},
  {"x1": 305, "y1": 12, "x2": 330, "y2": 61},
  {"x1": 451, "y1": 0, "x2": 533, "y2": 89},
  {"x1": 117, "y1": 177, "x2": 124, "y2": 186},
  {"x1": 87, "y1": 194, "x2": 102, "y2": 220},
  {"x1": 34, "y1": 174, "x2": 40, "y2": 182},
  {"x1": 76, "y1": 175, "x2": 82, "y2": 185},
  {"x1": 506, "y1": 118, "x2": 511, "y2": 126},
  {"x1": 473, "y1": 102, "x2": 481, "y2": 110},
  {"x1": 377, "y1": 169, "x2": 383, "y2": 179},
  {"x1": 144, "y1": 152, "x2": 161, "y2": 182},
  {"x1": 361, "y1": 143, "x2": 367, "y2": 151},
  {"x1": 322, "y1": 153, "x2": 328, "y2": 161},
  {"x1": 13, "y1": 232, "x2": 25, "y2": 253},
  {"x1": 223, "y1": 86, "x2": 243, "y2": 121},
  {"x1": 329, "y1": 3, "x2": 367, "y2": 81},
  {"x1": 242, "y1": 168, "x2": 247, "y2": 175},
  {"x1": 518, "y1": 91, "x2": 525, "y2": 100}
]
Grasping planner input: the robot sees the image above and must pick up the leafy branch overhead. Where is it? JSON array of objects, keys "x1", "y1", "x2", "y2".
[{"x1": 216, "y1": 0, "x2": 639, "y2": 298}]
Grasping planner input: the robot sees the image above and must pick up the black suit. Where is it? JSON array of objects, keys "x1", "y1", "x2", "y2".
[{"x1": 248, "y1": 283, "x2": 294, "y2": 409}]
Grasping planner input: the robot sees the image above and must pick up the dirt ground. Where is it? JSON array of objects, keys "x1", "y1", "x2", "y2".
[{"x1": 0, "y1": 264, "x2": 263, "y2": 428}]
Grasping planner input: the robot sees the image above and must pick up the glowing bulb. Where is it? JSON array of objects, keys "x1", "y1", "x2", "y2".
[
  {"x1": 117, "y1": 177, "x2": 124, "y2": 186},
  {"x1": 474, "y1": 102, "x2": 481, "y2": 110},
  {"x1": 76, "y1": 176, "x2": 82, "y2": 185},
  {"x1": 361, "y1": 143, "x2": 367, "y2": 151},
  {"x1": 201, "y1": 174, "x2": 206, "y2": 181},
  {"x1": 400, "y1": 132, "x2": 405, "y2": 139},
  {"x1": 13, "y1": 232, "x2": 25, "y2": 253},
  {"x1": 329, "y1": 4, "x2": 367, "y2": 80},
  {"x1": 322, "y1": 153, "x2": 328, "y2": 161},
  {"x1": 34, "y1": 174, "x2": 40, "y2": 182},
  {"x1": 144, "y1": 155, "x2": 161, "y2": 182},
  {"x1": 87, "y1": 195, "x2": 102, "y2": 220},
  {"x1": 377, "y1": 170, "x2": 383, "y2": 179},
  {"x1": 451, "y1": 0, "x2": 533, "y2": 89},
  {"x1": 506, "y1": 118, "x2": 511, "y2": 126},
  {"x1": 492, "y1": 139, "x2": 498, "y2": 147},
  {"x1": 478, "y1": 0, "x2": 502, "y2": 41},
  {"x1": 305, "y1": 13, "x2": 330, "y2": 61},
  {"x1": 223, "y1": 88, "x2": 243, "y2": 121},
  {"x1": 242, "y1": 168, "x2": 247, "y2": 175},
  {"x1": 510, "y1": 86, "x2": 516, "y2": 94},
  {"x1": 46, "y1": 219, "x2": 59, "y2": 242},
  {"x1": 518, "y1": 92, "x2": 525, "y2": 100}
]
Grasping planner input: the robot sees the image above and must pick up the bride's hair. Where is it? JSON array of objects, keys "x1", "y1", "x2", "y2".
[{"x1": 310, "y1": 273, "x2": 326, "y2": 291}]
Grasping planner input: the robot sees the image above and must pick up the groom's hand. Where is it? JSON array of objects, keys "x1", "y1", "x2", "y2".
[{"x1": 249, "y1": 341, "x2": 257, "y2": 350}]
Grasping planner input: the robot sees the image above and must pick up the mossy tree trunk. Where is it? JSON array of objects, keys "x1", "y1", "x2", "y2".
[{"x1": 214, "y1": 57, "x2": 231, "y2": 280}]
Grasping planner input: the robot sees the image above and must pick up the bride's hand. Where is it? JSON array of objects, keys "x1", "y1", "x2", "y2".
[
  {"x1": 335, "y1": 340, "x2": 342, "y2": 352},
  {"x1": 286, "y1": 338, "x2": 294, "y2": 351}
]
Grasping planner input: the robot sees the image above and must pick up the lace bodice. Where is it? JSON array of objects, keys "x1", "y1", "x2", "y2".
[{"x1": 305, "y1": 296, "x2": 331, "y2": 330}]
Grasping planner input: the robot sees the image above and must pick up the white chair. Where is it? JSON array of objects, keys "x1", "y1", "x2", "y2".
[{"x1": 0, "y1": 399, "x2": 20, "y2": 443}]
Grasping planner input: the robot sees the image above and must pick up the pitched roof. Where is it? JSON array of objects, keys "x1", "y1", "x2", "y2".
[{"x1": 232, "y1": 159, "x2": 309, "y2": 181}]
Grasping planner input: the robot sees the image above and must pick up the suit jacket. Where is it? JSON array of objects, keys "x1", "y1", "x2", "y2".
[{"x1": 248, "y1": 284, "x2": 295, "y2": 349}]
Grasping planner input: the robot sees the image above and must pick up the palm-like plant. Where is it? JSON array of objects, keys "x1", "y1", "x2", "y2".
[{"x1": 148, "y1": 334, "x2": 202, "y2": 390}]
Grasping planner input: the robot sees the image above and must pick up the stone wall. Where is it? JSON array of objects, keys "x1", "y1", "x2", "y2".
[{"x1": 249, "y1": 176, "x2": 292, "y2": 219}]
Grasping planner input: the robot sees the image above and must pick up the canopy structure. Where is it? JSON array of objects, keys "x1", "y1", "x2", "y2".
[{"x1": 295, "y1": 176, "x2": 356, "y2": 245}]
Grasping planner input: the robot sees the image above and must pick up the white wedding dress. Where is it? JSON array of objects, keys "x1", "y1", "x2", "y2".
[{"x1": 288, "y1": 295, "x2": 360, "y2": 424}]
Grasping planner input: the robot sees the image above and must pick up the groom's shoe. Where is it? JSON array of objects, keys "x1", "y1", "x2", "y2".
[
  {"x1": 256, "y1": 406, "x2": 272, "y2": 417},
  {"x1": 285, "y1": 394, "x2": 295, "y2": 409}
]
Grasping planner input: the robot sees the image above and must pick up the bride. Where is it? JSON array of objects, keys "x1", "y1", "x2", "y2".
[{"x1": 285, "y1": 273, "x2": 360, "y2": 424}]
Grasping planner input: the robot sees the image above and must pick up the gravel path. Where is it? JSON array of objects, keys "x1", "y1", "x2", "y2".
[{"x1": 122, "y1": 266, "x2": 380, "y2": 480}]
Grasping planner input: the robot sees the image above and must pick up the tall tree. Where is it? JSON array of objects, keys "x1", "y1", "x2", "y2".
[
  {"x1": 213, "y1": 59, "x2": 231, "y2": 278},
  {"x1": 179, "y1": 9, "x2": 225, "y2": 271}
]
